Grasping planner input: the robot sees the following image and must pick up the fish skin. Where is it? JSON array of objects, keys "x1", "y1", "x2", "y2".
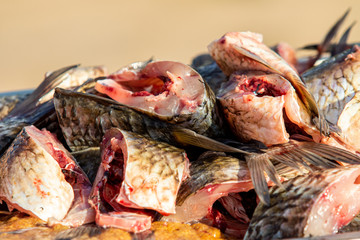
[
  {"x1": 244, "y1": 165, "x2": 360, "y2": 239},
  {"x1": 0, "y1": 126, "x2": 94, "y2": 226},
  {"x1": 102, "y1": 128, "x2": 189, "y2": 215},
  {"x1": 71, "y1": 147, "x2": 101, "y2": 183},
  {"x1": 0, "y1": 93, "x2": 29, "y2": 120},
  {"x1": 191, "y1": 54, "x2": 228, "y2": 95},
  {"x1": 208, "y1": 32, "x2": 324, "y2": 134},
  {"x1": 95, "y1": 60, "x2": 225, "y2": 138},
  {"x1": 171, "y1": 128, "x2": 360, "y2": 205},
  {"x1": 54, "y1": 88, "x2": 181, "y2": 151},
  {"x1": 161, "y1": 151, "x2": 254, "y2": 223},
  {"x1": 0, "y1": 65, "x2": 107, "y2": 156},
  {"x1": 89, "y1": 128, "x2": 189, "y2": 232},
  {"x1": 302, "y1": 46, "x2": 360, "y2": 126}
]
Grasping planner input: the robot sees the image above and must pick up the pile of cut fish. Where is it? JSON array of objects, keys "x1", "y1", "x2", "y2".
[{"x1": 2, "y1": 10, "x2": 360, "y2": 240}]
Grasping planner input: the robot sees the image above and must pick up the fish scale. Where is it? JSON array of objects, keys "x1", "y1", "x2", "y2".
[
  {"x1": 244, "y1": 165, "x2": 360, "y2": 239},
  {"x1": 302, "y1": 46, "x2": 360, "y2": 125}
]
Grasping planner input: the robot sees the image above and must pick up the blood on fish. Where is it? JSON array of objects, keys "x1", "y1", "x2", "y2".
[
  {"x1": 33, "y1": 178, "x2": 50, "y2": 198},
  {"x1": 132, "y1": 91, "x2": 152, "y2": 97},
  {"x1": 238, "y1": 76, "x2": 285, "y2": 97}
]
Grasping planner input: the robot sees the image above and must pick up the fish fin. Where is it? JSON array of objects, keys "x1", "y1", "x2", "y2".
[
  {"x1": 267, "y1": 140, "x2": 360, "y2": 169},
  {"x1": 319, "y1": 8, "x2": 350, "y2": 54},
  {"x1": 333, "y1": 21, "x2": 357, "y2": 55},
  {"x1": 312, "y1": 113, "x2": 331, "y2": 137},
  {"x1": 299, "y1": 9, "x2": 351, "y2": 53},
  {"x1": 233, "y1": 45, "x2": 282, "y2": 75},
  {"x1": 246, "y1": 153, "x2": 283, "y2": 206},
  {"x1": 7, "y1": 64, "x2": 79, "y2": 118},
  {"x1": 299, "y1": 141, "x2": 360, "y2": 165},
  {"x1": 273, "y1": 162, "x2": 304, "y2": 177},
  {"x1": 171, "y1": 127, "x2": 251, "y2": 154}
]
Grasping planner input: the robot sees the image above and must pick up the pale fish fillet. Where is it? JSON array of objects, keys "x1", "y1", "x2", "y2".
[{"x1": 0, "y1": 125, "x2": 94, "y2": 226}]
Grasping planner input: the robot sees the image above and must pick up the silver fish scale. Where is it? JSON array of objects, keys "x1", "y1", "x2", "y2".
[
  {"x1": 244, "y1": 166, "x2": 359, "y2": 240},
  {"x1": 303, "y1": 48, "x2": 360, "y2": 125},
  {"x1": 123, "y1": 130, "x2": 185, "y2": 182},
  {"x1": 106, "y1": 129, "x2": 188, "y2": 214}
]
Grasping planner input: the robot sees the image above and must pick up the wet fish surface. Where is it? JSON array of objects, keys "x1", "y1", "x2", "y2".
[
  {"x1": 0, "y1": 125, "x2": 94, "y2": 227},
  {"x1": 95, "y1": 60, "x2": 224, "y2": 137},
  {"x1": 302, "y1": 46, "x2": 360, "y2": 125},
  {"x1": 0, "y1": 65, "x2": 107, "y2": 156},
  {"x1": 89, "y1": 128, "x2": 189, "y2": 232},
  {"x1": 54, "y1": 88, "x2": 184, "y2": 151},
  {"x1": 244, "y1": 165, "x2": 360, "y2": 239}
]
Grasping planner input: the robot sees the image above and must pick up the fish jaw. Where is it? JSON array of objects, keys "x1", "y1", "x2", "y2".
[
  {"x1": 0, "y1": 126, "x2": 74, "y2": 222},
  {"x1": 208, "y1": 32, "x2": 269, "y2": 76}
]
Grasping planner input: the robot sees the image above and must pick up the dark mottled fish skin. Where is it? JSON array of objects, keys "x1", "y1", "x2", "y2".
[
  {"x1": 194, "y1": 62, "x2": 228, "y2": 95},
  {"x1": 0, "y1": 65, "x2": 107, "y2": 156},
  {"x1": 191, "y1": 53, "x2": 228, "y2": 95},
  {"x1": 0, "y1": 93, "x2": 29, "y2": 120},
  {"x1": 0, "y1": 65, "x2": 78, "y2": 156},
  {"x1": 244, "y1": 165, "x2": 360, "y2": 239},
  {"x1": 97, "y1": 60, "x2": 225, "y2": 138},
  {"x1": 71, "y1": 147, "x2": 101, "y2": 183},
  {"x1": 54, "y1": 88, "x2": 182, "y2": 151},
  {"x1": 302, "y1": 46, "x2": 360, "y2": 125}
]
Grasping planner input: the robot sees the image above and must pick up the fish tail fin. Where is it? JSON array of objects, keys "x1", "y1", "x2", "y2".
[{"x1": 7, "y1": 64, "x2": 79, "y2": 119}]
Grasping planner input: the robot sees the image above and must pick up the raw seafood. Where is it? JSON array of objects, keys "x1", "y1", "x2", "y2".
[
  {"x1": 89, "y1": 128, "x2": 189, "y2": 232},
  {"x1": 0, "y1": 125, "x2": 94, "y2": 227}
]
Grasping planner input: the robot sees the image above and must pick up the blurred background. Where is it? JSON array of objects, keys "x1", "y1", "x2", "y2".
[{"x1": 1, "y1": 0, "x2": 360, "y2": 92}]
